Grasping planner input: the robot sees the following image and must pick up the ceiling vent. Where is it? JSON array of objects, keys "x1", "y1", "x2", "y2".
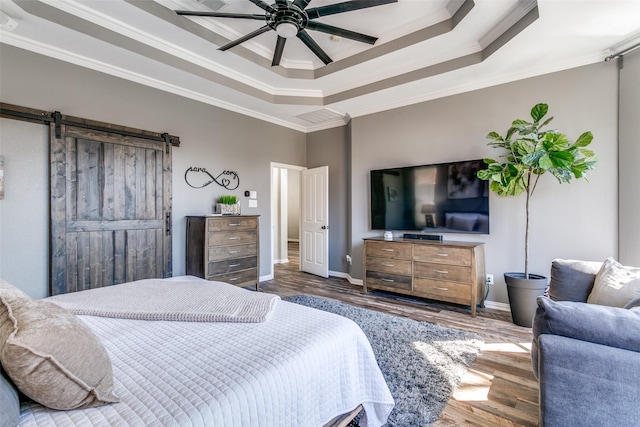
[
  {"x1": 295, "y1": 108, "x2": 347, "y2": 125},
  {"x1": 197, "y1": 0, "x2": 225, "y2": 12}
]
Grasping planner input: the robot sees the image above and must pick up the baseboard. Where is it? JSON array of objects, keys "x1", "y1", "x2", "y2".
[
  {"x1": 483, "y1": 300, "x2": 511, "y2": 312},
  {"x1": 259, "y1": 273, "x2": 274, "y2": 282},
  {"x1": 329, "y1": 271, "x2": 363, "y2": 286},
  {"x1": 272, "y1": 258, "x2": 289, "y2": 264}
]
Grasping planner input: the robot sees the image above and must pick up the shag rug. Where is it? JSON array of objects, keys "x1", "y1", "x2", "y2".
[{"x1": 283, "y1": 295, "x2": 483, "y2": 426}]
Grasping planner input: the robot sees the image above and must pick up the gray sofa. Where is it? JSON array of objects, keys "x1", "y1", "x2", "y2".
[{"x1": 531, "y1": 259, "x2": 640, "y2": 426}]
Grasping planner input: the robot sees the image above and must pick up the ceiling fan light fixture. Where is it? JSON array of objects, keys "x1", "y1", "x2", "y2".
[{"x1": 276, "y1": 22, "x2": 298, "y2": 38}]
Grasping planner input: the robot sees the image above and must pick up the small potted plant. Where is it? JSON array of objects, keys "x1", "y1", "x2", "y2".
[
  {"x1": 216, "y1": 195, "x2": 240, "y2": 215},
  {"x1": 477, "y1": 103, "x2": 598, "y2": 327}
]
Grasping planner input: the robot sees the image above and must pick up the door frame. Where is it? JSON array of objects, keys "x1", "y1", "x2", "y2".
[{"x1": 270, "y1": 162, "x2": 306, "y2": 280}]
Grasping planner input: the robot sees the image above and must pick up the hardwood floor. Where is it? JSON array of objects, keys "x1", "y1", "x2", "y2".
[{"x1": 260, "y1": 242, "x2": 539, "y2": 427}]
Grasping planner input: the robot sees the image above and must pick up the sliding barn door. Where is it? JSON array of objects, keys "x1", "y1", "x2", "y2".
[{"x1": 50, "y1": 124, "x2": 172, "y2": 295}]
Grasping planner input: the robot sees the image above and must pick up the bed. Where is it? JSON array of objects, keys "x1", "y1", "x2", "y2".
[{"x1": 0, "y1": 277, "x2": 394, "y2": 427}]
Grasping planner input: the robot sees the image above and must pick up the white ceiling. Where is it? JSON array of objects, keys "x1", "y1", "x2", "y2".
[{"x1": 1, "y1": 0, "x2": 639, "y2": 132}]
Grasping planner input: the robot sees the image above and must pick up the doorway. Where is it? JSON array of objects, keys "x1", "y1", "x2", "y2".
[{"x1": 270, "y1": 163, "x2": 305, "y2": 279}]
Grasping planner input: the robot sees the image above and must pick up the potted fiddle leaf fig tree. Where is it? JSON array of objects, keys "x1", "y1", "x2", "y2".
[{"x1": 477, "y1": 103, "x2": 598, "y2": 327}]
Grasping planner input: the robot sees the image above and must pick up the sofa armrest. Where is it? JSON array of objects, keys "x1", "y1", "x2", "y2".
[
  {"x1": 538, "y1": 334, "x2": 640, "y2": 427},
  {"x1": 531, "y1": 296, "x2": 640, "y2": 377}
]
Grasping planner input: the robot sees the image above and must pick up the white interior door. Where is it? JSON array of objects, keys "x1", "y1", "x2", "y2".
[{"x1": 301, "y1": 166, "x2": 329, "y2": 278}]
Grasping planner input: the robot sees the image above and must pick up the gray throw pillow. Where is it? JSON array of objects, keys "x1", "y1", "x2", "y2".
[
  {"x1": 0, "y1": 369, "x2": 19, "y2": 427},
  {"x1": 547, "y1": 259, "x2": 602, "y2": 302}
]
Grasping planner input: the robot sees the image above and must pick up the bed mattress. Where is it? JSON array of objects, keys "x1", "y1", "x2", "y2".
[{"x1": 18, "y1": 282, "x2": 394, "y2": 427}]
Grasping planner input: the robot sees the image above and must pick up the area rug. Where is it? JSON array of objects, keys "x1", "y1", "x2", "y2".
[{"x1": 283, "y1": 295, "x2": 483, "y2": 426}]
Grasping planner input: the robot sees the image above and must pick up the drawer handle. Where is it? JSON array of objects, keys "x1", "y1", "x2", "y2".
[
  {"x1": 229, "y1": 277, "x2": 240, "y2": 281},
  {"x1": 228, "y1": 237, "x2": 240, "y2": 240},
  {"x1": 433, "y1": 269, "x2": 449, "y2": 274},
  {"x1": 228, "y1": 250, "x2": 239, "y2": 254},
  {"x1": 381, "y1": 248, "x2": 395, "y2": 252},
  {"x1": 434, "y1": 286, "x2": 449, "y2": 291},
  {"x1": 380, "y1": 278, "x2": 395, "y2": 283},
  {"x1": 229, "y1": 223, "x2": 240, "y2": 226},
  {"x1": 381, "y1": 263, "x2": 394, "y2": 267},
  {"x1": 436, "y1": 253, "x2": 449, "y2": 257},
  {"x1": 229, "y1": 263, "x2": 240, "y2": 268}
]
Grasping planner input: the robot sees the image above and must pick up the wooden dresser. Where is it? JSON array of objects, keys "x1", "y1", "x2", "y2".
[
  {"x1": 186, "y1": 215, "x2": 260, "y2": 290},
  {"x1": 363, "y1": 237, "x2": 485, "y2": 316}
]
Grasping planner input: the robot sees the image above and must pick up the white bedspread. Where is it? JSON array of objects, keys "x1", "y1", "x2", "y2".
[{"x1": 19, "y1": 283, "x2": 394, "y2": 427}]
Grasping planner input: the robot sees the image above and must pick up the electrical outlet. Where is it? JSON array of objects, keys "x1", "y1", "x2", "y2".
[
  {"x1": 346, "y1": 254, "x2": 352, "y2": 265},
  {"x1": 486, "y1": 274, "x2": 494, "y2": 286}
]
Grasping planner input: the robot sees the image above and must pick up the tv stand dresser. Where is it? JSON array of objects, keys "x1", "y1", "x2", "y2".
[{"x1": 363, "y1": 237, "x2": 485, "y2": 316}]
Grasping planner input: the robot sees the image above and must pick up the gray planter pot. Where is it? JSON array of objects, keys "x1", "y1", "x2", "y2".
[{"x1": 505, "y1": 272, "x2": 548, "y2": 328}]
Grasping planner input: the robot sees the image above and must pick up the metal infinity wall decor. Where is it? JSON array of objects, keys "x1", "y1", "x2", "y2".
[{"x1": 184, "y1": 167, "x2": 240, "y2": 190}]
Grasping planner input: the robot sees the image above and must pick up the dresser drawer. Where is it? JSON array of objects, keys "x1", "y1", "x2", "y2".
[
  {"x1": 413, "y1": 278, "x2": 472, "y2": 305},
  {"x1": 207, "y1": 256, "x2": 257, "y2": 276},
  {"x1": 366, "y1": 241, "x2": 412, "y2": 259},
  {"x1": 366, "y1": 256, "x2": 412, "y2": 275},
  {"x1": 365, "y1": 271, "x2": 412, "y2": 291},
  {"x1": 209, "y1": 268, "x2": 258, "y2": 286},
  {"x1": 414, "y1": 261, "x2": 472, "y2": 283},
  {"x1": 208, "y1": 230, "x2": 257, "y2": 246},
  {"x1": 413, "y1": 245, "x2": 472, "y2": 266},
  {"x1": 207, "y1": 217, "x2": 257, "y2": 231},
  {"x1": 208, "y1": 243, "x2": 257, "y2": 262}
]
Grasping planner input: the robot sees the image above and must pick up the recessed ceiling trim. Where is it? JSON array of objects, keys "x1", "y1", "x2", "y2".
[
  {"x1": 148, "y1": 0, "x2": 476, "y2": 80},
  {"x1": 10, "y1": 0, "x2": 539, "y2": 108},
  {"x1": 39, "y1": 0, "x2": 277, "y2": 94},
  {"x1": 0, "y1": 32, "x2": 308, "y2": 132}
]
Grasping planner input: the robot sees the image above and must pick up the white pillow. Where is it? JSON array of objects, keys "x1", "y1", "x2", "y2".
[{"x1": 587, "y1": 257, "x2": 640, "y2": 307}]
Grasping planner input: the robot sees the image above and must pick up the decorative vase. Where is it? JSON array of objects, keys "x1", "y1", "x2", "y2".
[
  {"x1": 216, "y1": 203, "x2": 241, "y2": 215},
  {"x1": 504, "y1": 272, "x2": 548, "y2": 328}
]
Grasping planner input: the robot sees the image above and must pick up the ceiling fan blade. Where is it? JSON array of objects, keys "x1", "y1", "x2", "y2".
[
  {"x1": 274, "y1": 0, "x2": 289, "y2": 6},
  {"x1": 175, "y1": 10, "x2": 266, "y2": 20},
  {"x1": 292, "y1": 0, "x2": 311, "y2": 9},
  {"x1": 272, "y1": 36, "x2": 287, "y2": 66},
  {"x1": 248, "y1": 0, "x2": 276, "y2": 13},
  {"x1": 219, "y1": 25, "x2": 272, "y2": 51},
  {"x1": 297, "y1": 30, "x2": 332, "y2": 65},
  {"x1": 306, "y1": 0, "x2": 396, "y2": 19},
  {"x1": 306, "y1": 21, "x2": 377, "y2": 44}
]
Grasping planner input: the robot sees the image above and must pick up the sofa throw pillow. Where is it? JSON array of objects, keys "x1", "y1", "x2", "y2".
[
  {"x1": 587, "y1": 257, "x2": 640, "y2": 307},
  {"x1": 0, "y1": 369, "x2": 19, "y2": 427},
  {"x1": 547, "y1": 259, "x2": 602, "y2": 302},
  {"x1": 0, "y1": 295, "x2": 119, "y2": 410}
]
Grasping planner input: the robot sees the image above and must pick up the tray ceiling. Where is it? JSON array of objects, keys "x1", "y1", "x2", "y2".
[{"x1": 1, "y1": 0, "x2": 639, "y2": 132}]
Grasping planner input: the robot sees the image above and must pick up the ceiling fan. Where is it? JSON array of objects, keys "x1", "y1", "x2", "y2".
[{"x1": 175, "y1": 0, "x2": 397, "y2": 66}]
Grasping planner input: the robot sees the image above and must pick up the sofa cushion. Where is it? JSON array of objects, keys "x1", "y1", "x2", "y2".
[
  {"x1": 587, "y1": 257, "x2": 640, "y2": 307},
  {"x1": 531, "y1": 296, "x2": 640, "y2": 377},
  {"x1": 534, "y1": 296, "x2": 640, "y2": 353},
  {"x1": 547, "y1": 259, "x2": 601, "y2": 302}
]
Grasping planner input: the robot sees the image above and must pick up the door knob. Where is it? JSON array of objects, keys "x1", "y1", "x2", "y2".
[{"x1": 321, "y1": 225, "x2": 329, "y2": 230}]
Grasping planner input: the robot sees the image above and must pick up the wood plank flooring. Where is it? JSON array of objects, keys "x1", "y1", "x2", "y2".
[{"x1": 260, "y1": 243, "x2": 539, "y2": 427}]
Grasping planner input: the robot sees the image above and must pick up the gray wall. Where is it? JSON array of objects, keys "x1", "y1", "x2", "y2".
[
  {"x1": 307, "y1": 125, "x2": 351, "y2": 273},
  {"x1": 619, "y1": 48, "x2": 640, "y2": 265},
  {"x1": 0, "y1": 119, "x2": 49, "y2": 298},
  {"x1": 350, "y1": 62, "x2": 619, "y2": 304},
  {"x1": 0, "y1": 45, "x2": 306, "y2": 297}
]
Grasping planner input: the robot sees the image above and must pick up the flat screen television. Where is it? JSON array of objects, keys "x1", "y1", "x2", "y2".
[{"x1": 370, "y1": 159, "x2": 490, "y2": 234}]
